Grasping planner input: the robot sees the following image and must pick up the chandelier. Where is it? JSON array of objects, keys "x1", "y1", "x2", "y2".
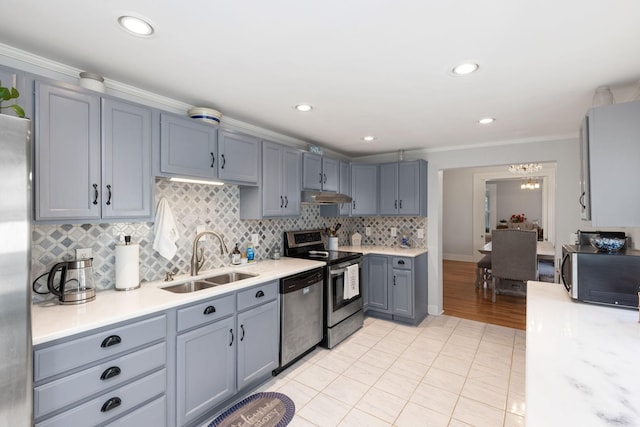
[{"x1": 508, "y1": 163, "x2": 542, "y2": 190}]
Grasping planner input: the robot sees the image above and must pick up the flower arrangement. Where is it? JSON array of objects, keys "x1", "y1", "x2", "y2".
[{"x1": 510, "y1": 213, "x2": 526, "y2": 223}]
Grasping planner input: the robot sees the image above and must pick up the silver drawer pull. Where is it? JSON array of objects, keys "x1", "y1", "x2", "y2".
[
  {"x1": 100, "y1": 335, "x2": 121, "y2": 348},
  {"x1": 100, "y1": 366, "x2": 121, "y2": 380},
  {"x1": 101, "y1": 397, "x2": 121, "y2": 412}
]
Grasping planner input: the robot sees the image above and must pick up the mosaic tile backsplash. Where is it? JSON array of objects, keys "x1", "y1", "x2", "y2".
[{"x1": 31, "y1": 180, "x2": 427, "y2": 302}]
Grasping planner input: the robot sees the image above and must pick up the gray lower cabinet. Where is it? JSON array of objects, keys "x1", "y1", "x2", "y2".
[
  {"x1": 217, "y1": 129, "x2": 260, "y2": 185},
  {"x1": 350, "y1": 164, "x2": 378, "y2": 216},
  {"x1": 33, "y1": 315, "x2": 167, "y2": 426},
  {"x1": 174, "y1": 282, "x2": 279, "y2": 426},
  {"x1": 160, "y1": 113, "x2": 218, "y2": 179},
  {"x1": 236, "y1": 282, "x2": 279, "y2": 390},
  {"x1": 35, "y1": 81, "x2": 153, "y2": 221},
  {"x1": 363, "y1": 253, "x2": 428, "y2": 324},
  {"x1": 583, "y1": 100, "x2": 640, "y2": 226},
  {"x1": 379, "y1": 160, "x2": 427, "y2": 216},
  {"x1": 175, "y1": 294, "x2": 236, "y2": 426},
  {"x1": 240, "y1": 140, "x2": 301, "y2": 218}
]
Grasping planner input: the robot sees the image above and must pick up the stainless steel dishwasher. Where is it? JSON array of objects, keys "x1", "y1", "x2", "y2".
[{"x1": 275, "y1": 267, "x2": 324, "y2": 374}]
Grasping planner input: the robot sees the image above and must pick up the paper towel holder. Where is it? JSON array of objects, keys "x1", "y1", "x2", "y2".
[{"x1": 115, "y1": 235, "x2": 141, "y2": 291}]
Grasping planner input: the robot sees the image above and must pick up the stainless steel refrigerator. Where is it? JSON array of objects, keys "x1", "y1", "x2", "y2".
[{"x1": 0, "y1": 114, "x2": 33, "y2": 426}]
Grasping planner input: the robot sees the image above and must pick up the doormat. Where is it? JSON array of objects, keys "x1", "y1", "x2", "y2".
[{"x1": 207, "y1": 392, "x2": 295, "y2": 427}]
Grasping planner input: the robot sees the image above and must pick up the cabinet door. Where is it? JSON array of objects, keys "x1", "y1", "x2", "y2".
[
  {"x1": 351, "y1": 164, "x2": 378, "y2": 216},
  {"x1": 160, "y1": 114, "x2": 218, "y2": 179},
  {"x1": 176, "y1": 317, "x2": 235, "y2": 426},
  {"x1": 367, "y1": 255, "x2": 388, "y2": 311},
  {"x1": 398, "y1": 161, "x2": 420, "y2": 215},
  {"x1": 379, "y1": 163, "x2": 399, "y2": 215},
  {"x1": 262, "y1": 141, "x2": 285, "y2": 216},
  {"x1": 282, "y1": 147, "x2": 301, "y2": 216},
  {"x1": 392, "y1": 268, "x2": 414, "y2": 318},
  {"x1": 101, "y1": 99, "x2": 152, "y2": 219},
  {"x1": 237, "y1": 300, "x2": 279, "y2": 390},
  {"x1": 35, "y1": 82, "x2": 101, "y2": 220},
  {"x1": 302, "y1": 153, "x2": 323, "y2": 190},
  {"x1": 588, "y1": 100, "x2": 640, "y2": 226},
  {"x1": 322, "y1": 157, "x2": 339, "y2": 192},
  {"x1": 339, "y1": 161, "x2": 351, "y2": 216},
  {"x1": 218, "y1": 130, "x2": 259, "y2": 184}
]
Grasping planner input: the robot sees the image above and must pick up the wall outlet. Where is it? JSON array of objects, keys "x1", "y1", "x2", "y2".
[
  {"x1": 251, "y1": 233, "x2": 259, "y2": 246},
  {"x1": 197, "y1": 225, "x2": 206, "y2": 240},
  {"x1": 75, "y1": 248, "x2": 92, "y2": 260},
  {"x1": 390, "y1": 227, "x2": 397, "y2": 237},
  {"x1": 417, "y1": 228, "x2": 424, "y2": 239},
  {"x1": 365, "y1": 227, "x2": 372, "y2": 236}
]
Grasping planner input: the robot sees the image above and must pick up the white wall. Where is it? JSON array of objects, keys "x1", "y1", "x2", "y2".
[{"x1": 494, "y1": 180, "x2": 542, "y2": 224}]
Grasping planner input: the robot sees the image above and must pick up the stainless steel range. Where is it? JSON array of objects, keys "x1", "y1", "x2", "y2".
[{"x1": 284, "y1": 229, "x2": 364, "y2": 348}]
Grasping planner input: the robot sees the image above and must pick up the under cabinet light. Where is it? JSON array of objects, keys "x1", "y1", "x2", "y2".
[{"x1": 168, "y1": 177, "x2": 224, "y2": 186}]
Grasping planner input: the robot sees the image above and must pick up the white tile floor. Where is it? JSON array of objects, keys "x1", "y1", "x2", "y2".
[{"x1": 252, "y1": 315, "x2": 526, "y2": 427}]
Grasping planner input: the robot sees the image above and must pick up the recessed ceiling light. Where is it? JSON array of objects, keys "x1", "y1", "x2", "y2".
[
  {"x1": 362, "y1": 136, "x2": 375, "y2": 142},
  {"x1": 295, "y1": 104, "x2": 313, "y2": 112},
  {"x1": 118, "y1": 16, "x2": 154, "y2": 36},
  {"x1": 452, "y1": 63, "x2": 479, "y2": 75},
  {"x1": 479, "y1": 117, "x2": 495, "y2": 125}
]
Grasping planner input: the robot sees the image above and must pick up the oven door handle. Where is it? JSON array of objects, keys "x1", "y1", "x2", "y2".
[{"x1": 330, "y1": 267, "x2": 348, "y2": 276}]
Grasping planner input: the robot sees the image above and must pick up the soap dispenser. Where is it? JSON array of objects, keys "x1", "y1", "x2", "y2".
[{"x1": 231, "y1": 243, "x2": 241, "y2": 265}]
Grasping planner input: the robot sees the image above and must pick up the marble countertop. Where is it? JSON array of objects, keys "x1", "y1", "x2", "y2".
[
  {"x1": 339, "y1": 245, "x2": 427, "y2": 257},
  {"x1": 31, "y1": 258, "x2": 325, "y2": 346},
  {"x1": 526, "y1": 282, "x2": 640, "y2": 426}
]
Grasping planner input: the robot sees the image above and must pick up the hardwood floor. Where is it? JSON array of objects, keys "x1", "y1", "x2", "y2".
[{"x1": 443, "y1": 259, "x2": 526, "y2": 330}]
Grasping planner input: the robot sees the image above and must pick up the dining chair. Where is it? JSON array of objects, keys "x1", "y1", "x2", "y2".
[
  {"x1": 490, "y1": 229, "x2": 538, "y2": 302},
  {"x1": 476, "y1": 254, "x2": 492, "y2": 288}
]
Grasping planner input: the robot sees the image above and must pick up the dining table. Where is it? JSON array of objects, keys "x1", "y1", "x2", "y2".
[{"x1": 479, "y1": 240, "x2": 555, "y2": 260}]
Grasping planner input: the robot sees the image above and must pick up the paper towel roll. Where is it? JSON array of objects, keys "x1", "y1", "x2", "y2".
[{"x1": 115, "y1": 244, "x2": 140, "y2": 291}]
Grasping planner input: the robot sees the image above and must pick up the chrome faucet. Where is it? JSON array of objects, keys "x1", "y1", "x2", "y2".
[{"x1": 190, "y1": 231, "x2": 229, "y2": 276}]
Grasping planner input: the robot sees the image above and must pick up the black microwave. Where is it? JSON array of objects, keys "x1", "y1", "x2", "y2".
[{"x1": 561, "y1": 244, "x2": 640, "y2": 308}]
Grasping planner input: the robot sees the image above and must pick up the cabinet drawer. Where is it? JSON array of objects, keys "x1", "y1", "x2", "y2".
[
  {"x1": 392, "y1": 257, "x2": 413, "y2": 269},
  {"x1": 35, "y1": 369, "x2": 166, "y2": 427},
  {"x1": 106, "y1": 395, "x2": 166, "y2": 427},
  {"x1": 177, "y1": 294, "x2": 235, "y2": 332},
  {"x1": 237, "y1": 281, "x2": 278, "y2": 311},
  {"x1": 34, "y1": 342, "x2": 166, "y2": 418},
  {"x1": 34, "y1": 315, "x2": 166, "y2": 382}
]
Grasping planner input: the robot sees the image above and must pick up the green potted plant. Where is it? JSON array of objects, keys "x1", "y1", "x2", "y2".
[{"x1": 0, "y1": 84, "x2": 25, "y2": 118}]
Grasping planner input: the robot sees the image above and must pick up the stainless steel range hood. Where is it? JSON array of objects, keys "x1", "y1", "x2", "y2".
[{"x1": 300, "y1": 190, "x2": 352, "y2": 205}]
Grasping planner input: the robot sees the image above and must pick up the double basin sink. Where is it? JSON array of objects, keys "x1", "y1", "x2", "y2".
[{"x1": 161, "y1": 271, "x2": 258, "y2": 293}]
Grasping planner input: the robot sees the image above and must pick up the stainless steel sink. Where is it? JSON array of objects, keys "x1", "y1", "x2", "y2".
[
  {"x1": 206, "y1": 271, "x2": 257, "y2": 285},
  {"x1": 160, "y1": 271, "x2": 258, "y2": 293},
  {"x1": 161, "y1": 280, "x2": 220, "y2": 293}
]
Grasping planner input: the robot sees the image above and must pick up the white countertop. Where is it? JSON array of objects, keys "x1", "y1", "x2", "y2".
[
  {"x1": 526, "y1": 282, "x2": 640, "y2": 426},
  {"x1": 339, "y1": 245, "x2": 427, "y2": 257},
  {"x1": 31, "y1": 258, "x2": 325, "y2": 346}
]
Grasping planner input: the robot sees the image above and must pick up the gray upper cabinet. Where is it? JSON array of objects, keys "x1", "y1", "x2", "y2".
[
  {"x1": 217, "y1": 129, "x2": 260, "y2": 185},
  {"x1": 35, "y1": 82, "x2": 152, "y2": 222},
  {"x1": 379, "y1": 160, "x2": 427, "y2": 216},
  {"x1": 350, "y1": 164, "x2": 378, "y2": 216},
  {"x1": 584, "y1": 100, "x2": 640, "y2": 226},
  {"x1": 302, "y1": 153, "x2": 339, "y2": 192},
  {"x1": 160, "y1": 113, "x2": 218, "y2": 179},
  {"x1": 240, "y1": 140, "x2": 300, "y2": 218},
  {"x1": 101, "y1": 98, "x2": 153, "y2": 219},
  {"x1": 320, "y1": 160, "x2": 351, "y2": 217}
]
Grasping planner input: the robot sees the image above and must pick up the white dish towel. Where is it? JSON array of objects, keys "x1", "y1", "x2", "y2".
[
  {"x1": 343, "y1": 264, "x2": 360, "y2": 300},
  {"x1": 153, "y1": 197, "x2": 180, "y2": 260}
]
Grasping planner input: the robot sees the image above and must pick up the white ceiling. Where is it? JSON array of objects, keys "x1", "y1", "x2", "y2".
[{"x1": 2, "y1": 0, "x2": 640, "y2": 156}]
